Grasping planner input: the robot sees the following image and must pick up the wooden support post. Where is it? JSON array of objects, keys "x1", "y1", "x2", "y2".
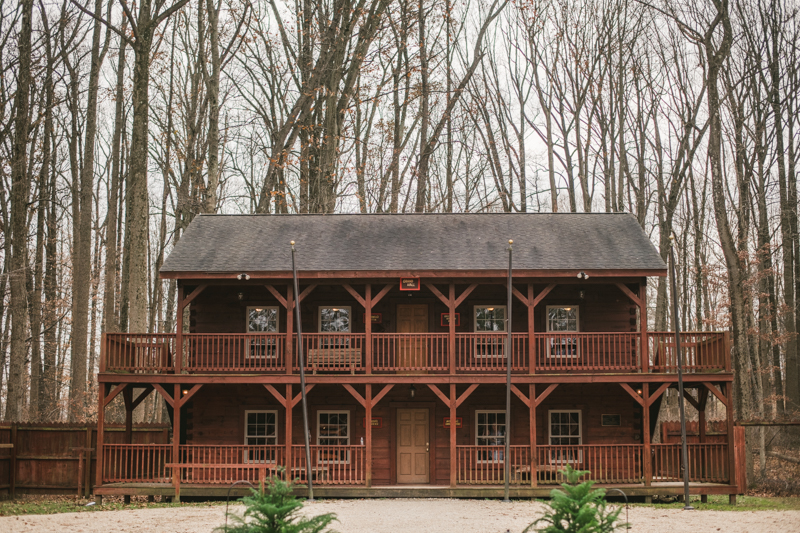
[
  {"x1": 286, "y1": 285, "x2": 294, "y2": 375},
  {"x1": 640, "y1": 281, "x2": 649, "y2": 373},
  {"x1": 365, "y1": 285, "x2": 372, "y2": 374},
  {"x1": 95, "y1": 384, "x2": 106, "y2": 504},
  {"x1": 9, "y1": 424, "x2": 17, "y2": 499},
  {"x1": 643, "y1": 383, "x2": 652, "y2": 487},
  {"x1": 85, "y1": 426, "x2": 93, "y2": 497},
  {"x1": 528, "y1": 284, "x2": 535, "y2": 374},
  {"x1": 529, "y1": 384, "x2": 537, "y2": 488},
  {"x1": 449, "y1": 283, "x2": 456, "y2": 375},
  {"x1": 176, "y1": 284, "x2": 184, "y2": 374},
  {"x1": 449, "y1": 384, "x2": 457, "y2": 487},
  {"x1": 173, "y1": 383, "x2": 181, "y2": 503},
  {"x1": 123, "y1": 387, "x2": 133, "y2": 444},
  {"x1": 285, "y1": 384, "x2": 293, "y2": 475},
  {"x1": 366, "y1": 384, "x2": 373, "y2": 487},
  {"x1": 725, "y1": 381, "x2": 736, "y2": 497}
]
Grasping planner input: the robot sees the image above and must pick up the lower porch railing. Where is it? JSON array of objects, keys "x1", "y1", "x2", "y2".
[{"x1": 101, "y1": 443, "x2": 728, "y2": 486}]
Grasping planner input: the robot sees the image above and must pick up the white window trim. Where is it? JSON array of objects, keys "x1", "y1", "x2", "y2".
[
  {"x1": 246, "y1": 306, "x2": 280, "y2": 359},
  {"x1": 547, "y1": 409, "x2": 582, "y2": 464},
  {"x1": 475, "y1": 409, "x2": 506, "y2": 464},
  {"x1": 317, "y1": 410, "x2": 351, "y2": 464},
  {"x1": 473, "y1": 305, "x2": 507, "y2": 359},
  {"x1": 244, "y1": 409, "x2": 278, "y2": 463},
  {"x1": 545, "y1": 305, "x2": 580, "y2": 359}
]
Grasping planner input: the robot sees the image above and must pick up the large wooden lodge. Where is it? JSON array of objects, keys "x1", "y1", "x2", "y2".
[{"x1": 94, "y1": 213, "x2": 737, "y2": 501}]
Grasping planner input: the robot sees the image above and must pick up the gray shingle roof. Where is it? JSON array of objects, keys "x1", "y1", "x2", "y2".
[{"x1": 160, "y1": 213, "x2": 666, "y2": 275}]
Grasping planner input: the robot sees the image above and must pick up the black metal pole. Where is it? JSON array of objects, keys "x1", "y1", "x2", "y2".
[
  {"x1": 669, "y1": 234, "x2": 693, "y2": 510},
  {"x1": 291, "y1": 241, "x2": 314, "y2": 501},
  {"x1": 504, "y1": 239, "x2": 513, "y2": 502}
]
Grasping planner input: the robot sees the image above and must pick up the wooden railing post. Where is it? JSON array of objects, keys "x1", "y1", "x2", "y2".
[
  {"x1": 366, "y1": 384, "x2": 372, "y2": 487},
  {"x1": 99, "y1": 332, "x2": 107, "y2": 373},
  {"x1": 640, "y1": 281, "x2": 649, "y2": 373},
  {"x1": 94, "y1": 384, "x2": 106, "y2": 503},
  {"x1": 528, "y1": 284, "x2": 535, "y2": 374},
  {"x1": 450, "y1": 384, "x2": 457, "y2": 487},
  {"x1": 286, "y1": 285, "x2": 294, "y2": 375},
  {"x1": 365, "y1": 285, "x2": 372, "y2": 374},
  {"x1": 173, "y1": 384, "x2": 181, "y2": 503},
  {"x1": 449, "y1": 284, "x2": 456, "y2": 375},
  {"x1": 176, "y1": 285, "x2": 184, "y2": 374},
  {"x1": 643, "y1": 383, "x2": 652, "y2": 487},
  {"x1": 529, "y1": 384, "x2": 537, "y2": 488},
  {"x1": 285, "y1": 384, "x2": 293, "y2": 477}
]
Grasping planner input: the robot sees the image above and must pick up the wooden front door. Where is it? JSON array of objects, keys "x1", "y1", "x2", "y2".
[
  {"x1": 397, "y1": 408, "x2": 429, "y2": 483},
  {"x1": 397, "y1": 304, "x2": 428, "y2": 370}
]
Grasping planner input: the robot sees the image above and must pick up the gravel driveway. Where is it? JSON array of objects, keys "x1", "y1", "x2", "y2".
[{"x1": 2, "y1": 498, "x2": 799, "y2": 532}]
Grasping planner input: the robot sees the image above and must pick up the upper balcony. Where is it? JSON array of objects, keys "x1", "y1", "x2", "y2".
[{"x1": 101, "y1": 330, "x2": 730, "y2": 376}]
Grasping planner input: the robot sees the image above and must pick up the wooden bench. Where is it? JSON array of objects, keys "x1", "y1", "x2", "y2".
[
  {"x1": 306, "y1": 348, "x2": 362, "y2": 374},
  {"x1": 514, "y1": 464, "x2": 563, "y2": 482},
  {"x1": 289, "y1": 466, "x2": 329, "y2": 482}
]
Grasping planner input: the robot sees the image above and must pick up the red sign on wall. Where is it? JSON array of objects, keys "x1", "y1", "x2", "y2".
[
  {"x1": 400, "y1": 278, "x2": 420, "y2": 291},
  {"x1": 440, "y1": 313, "x2": 461, "y2": 327}
]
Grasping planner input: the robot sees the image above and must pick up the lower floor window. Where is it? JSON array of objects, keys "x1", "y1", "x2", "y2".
[
  {"x1": 548, "y1": 410, "x2": 582, "y2": 463},
  {"x1": 245, "y1": 410, "x2": 277, "y2": 463},
  {"x1": 317, "y1": 410, "x2": 350, "y2": 463},
  {"x1": 476, "y1": 410, "x2": 506, "y2": 463}
]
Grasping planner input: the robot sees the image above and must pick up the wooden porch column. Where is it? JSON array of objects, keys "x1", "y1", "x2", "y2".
[
  {"x1": 123, "y1": 387, "x2": 133, "y2": 444},
  {"x1": 643, "y1": 383, "x2": 652, "y2": 487},
  {"x1": 528, "y1": 284, "x2": 535, "y2": 374},
  {"x1": 640, "y1": 281, "x2": 649, "y2": 373},
  {"x1": 698, "y1": 387, "x2": 709, "y2": 503},
  {"x1": 365, "y1": 384, "x2": 373, "y2": 487},
  {"x1": 529, "y1": 384, "x2": 537, "y2": 488},
  {"x1": 173, "y1": 383, "x2": 181, "y2": 503},
  {"x1": 449, "y1": 384, "x2": 457, "y2": 487},
  {"x1": 285, "y1": 384, "x2": 293, "y2": 475},
  {"x1": 176, "y1": 285, "x2": 184, "y2": 374},
  {"x1": 286, "y1": 285, "x2": 294, "y2": 375},
  {"x1": 365, "y1": 285, "x2": 372, "y2": 374},
  {"x1": 725, "y1": 381, "x2": 737, "y2": 504},
  {"x1": 94, "y1": 383, "x2": 107, "y2": 504},
  {"x1": 449, "y1": 283, "x2": 456, "y2": 375}
]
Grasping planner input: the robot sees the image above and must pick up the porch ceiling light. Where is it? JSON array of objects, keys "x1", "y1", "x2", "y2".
[{"x1": 409, "y1": 384, "x2": 416, "y2": 398}]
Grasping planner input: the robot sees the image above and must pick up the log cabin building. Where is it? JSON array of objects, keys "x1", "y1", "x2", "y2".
[{"x1": 94, "y1": 213, "x2": 737, "y2": 501}]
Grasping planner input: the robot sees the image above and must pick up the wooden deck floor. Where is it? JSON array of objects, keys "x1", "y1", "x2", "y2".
[{"x1": 95, "y1": 482, "x2": 739, "y2": 499}]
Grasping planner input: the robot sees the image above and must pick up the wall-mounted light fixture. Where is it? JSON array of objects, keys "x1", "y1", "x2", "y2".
[
  {"x1": 409, "y1": 384, "x2": 416, "y2": 399},
  {"x1": 182, "y1": 389, "x2": 189, "y2": 396},
  {"x1": 238, "y1": 292, "x2": 244, "y2": 301},
  {"x1": 237, "y1": 273, "x2": 251, "y2": 280},
  {"x1": 577, "y1": 271, "x2": 590, "y2": 279},
  {"x1": 579, "y1": 290, "x2": 586, "y2": 300},
  {"x1": 636, "y1": 389, "x2": 643, "y2": 396}
]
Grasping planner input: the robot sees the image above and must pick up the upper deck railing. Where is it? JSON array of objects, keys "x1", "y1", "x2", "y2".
[{"x1": 101, "y1": 330, "x2": 730, "y2": 375}]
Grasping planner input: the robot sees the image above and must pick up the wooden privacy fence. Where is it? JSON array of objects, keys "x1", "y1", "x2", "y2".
[{"x1": 0, "y1": 423, "x2": 169, "y2": 498}]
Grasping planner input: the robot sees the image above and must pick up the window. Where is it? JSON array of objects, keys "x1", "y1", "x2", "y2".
[
  {"x1": 319, "y1": 306, "x2": 351, "y2": 348},
  {"x1": 476, "y1": 410, "x2": 506, "y2": 463},
  {"x1": 317, "y1": 410, "x2": 350, "y2": 463},
  {"x1": 244, "y1": 410, "x2": 278, "y2": 463},
  {"x1": 247, "y1": 306, "x2": 279, "y2": 358},
  {"x1": 474, "y1": 306, "x2": 506, "y2": 357},
  {"x1": 546, "y1": 305, "x2": 579, "y2": 358},
  {"x1": 548, "y1": 410, "x2": 582, "y2": 464}
]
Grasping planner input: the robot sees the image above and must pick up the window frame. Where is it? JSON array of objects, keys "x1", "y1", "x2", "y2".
[
  {"x1": 246, "y1": 306, "x2": 280, "y2": 359},
  {"x1": 547, "y1": 409, "x2": 582, "y2": 464},
  {"x1": 316, "y1": 410, "x2": 351, "y2": 464},
  {"x1": 545, "y1": 305, "x2": 580, "y2": 359},
  {"x1": 475, "y1": 409, "x2": 506, "y2": 464},
  {"x1": 243, "y1": 409, "x2": 278, "y2": 463},
  {"x1": 473, "y1": 305, "x2": 507, "y2": 358},
  {"x1": 318, "y1": 306, "x2": 352, "y2": 333}
]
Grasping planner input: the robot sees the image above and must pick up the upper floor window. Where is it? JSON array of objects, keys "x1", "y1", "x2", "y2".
[
  {"x1": 474, "y1": 305, "x2": 506, "y2": 357},
  {"x1": 319, "y1": 306, "x2": 351, "y2": 332},
  {"x1": 546, "y1": 305, "x2": 579, "y2": 358},
  {"x1": 247, "y1": 306, "x2": 279, "y2": 358}
]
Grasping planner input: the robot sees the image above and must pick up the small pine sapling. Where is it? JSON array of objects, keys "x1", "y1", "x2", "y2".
[
  {"x1": 217, "y1": 476, "x2": 337, "y2": 533},
  {"x1": 524, "y1": 466, "x2": 627, "y2": 533}
]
